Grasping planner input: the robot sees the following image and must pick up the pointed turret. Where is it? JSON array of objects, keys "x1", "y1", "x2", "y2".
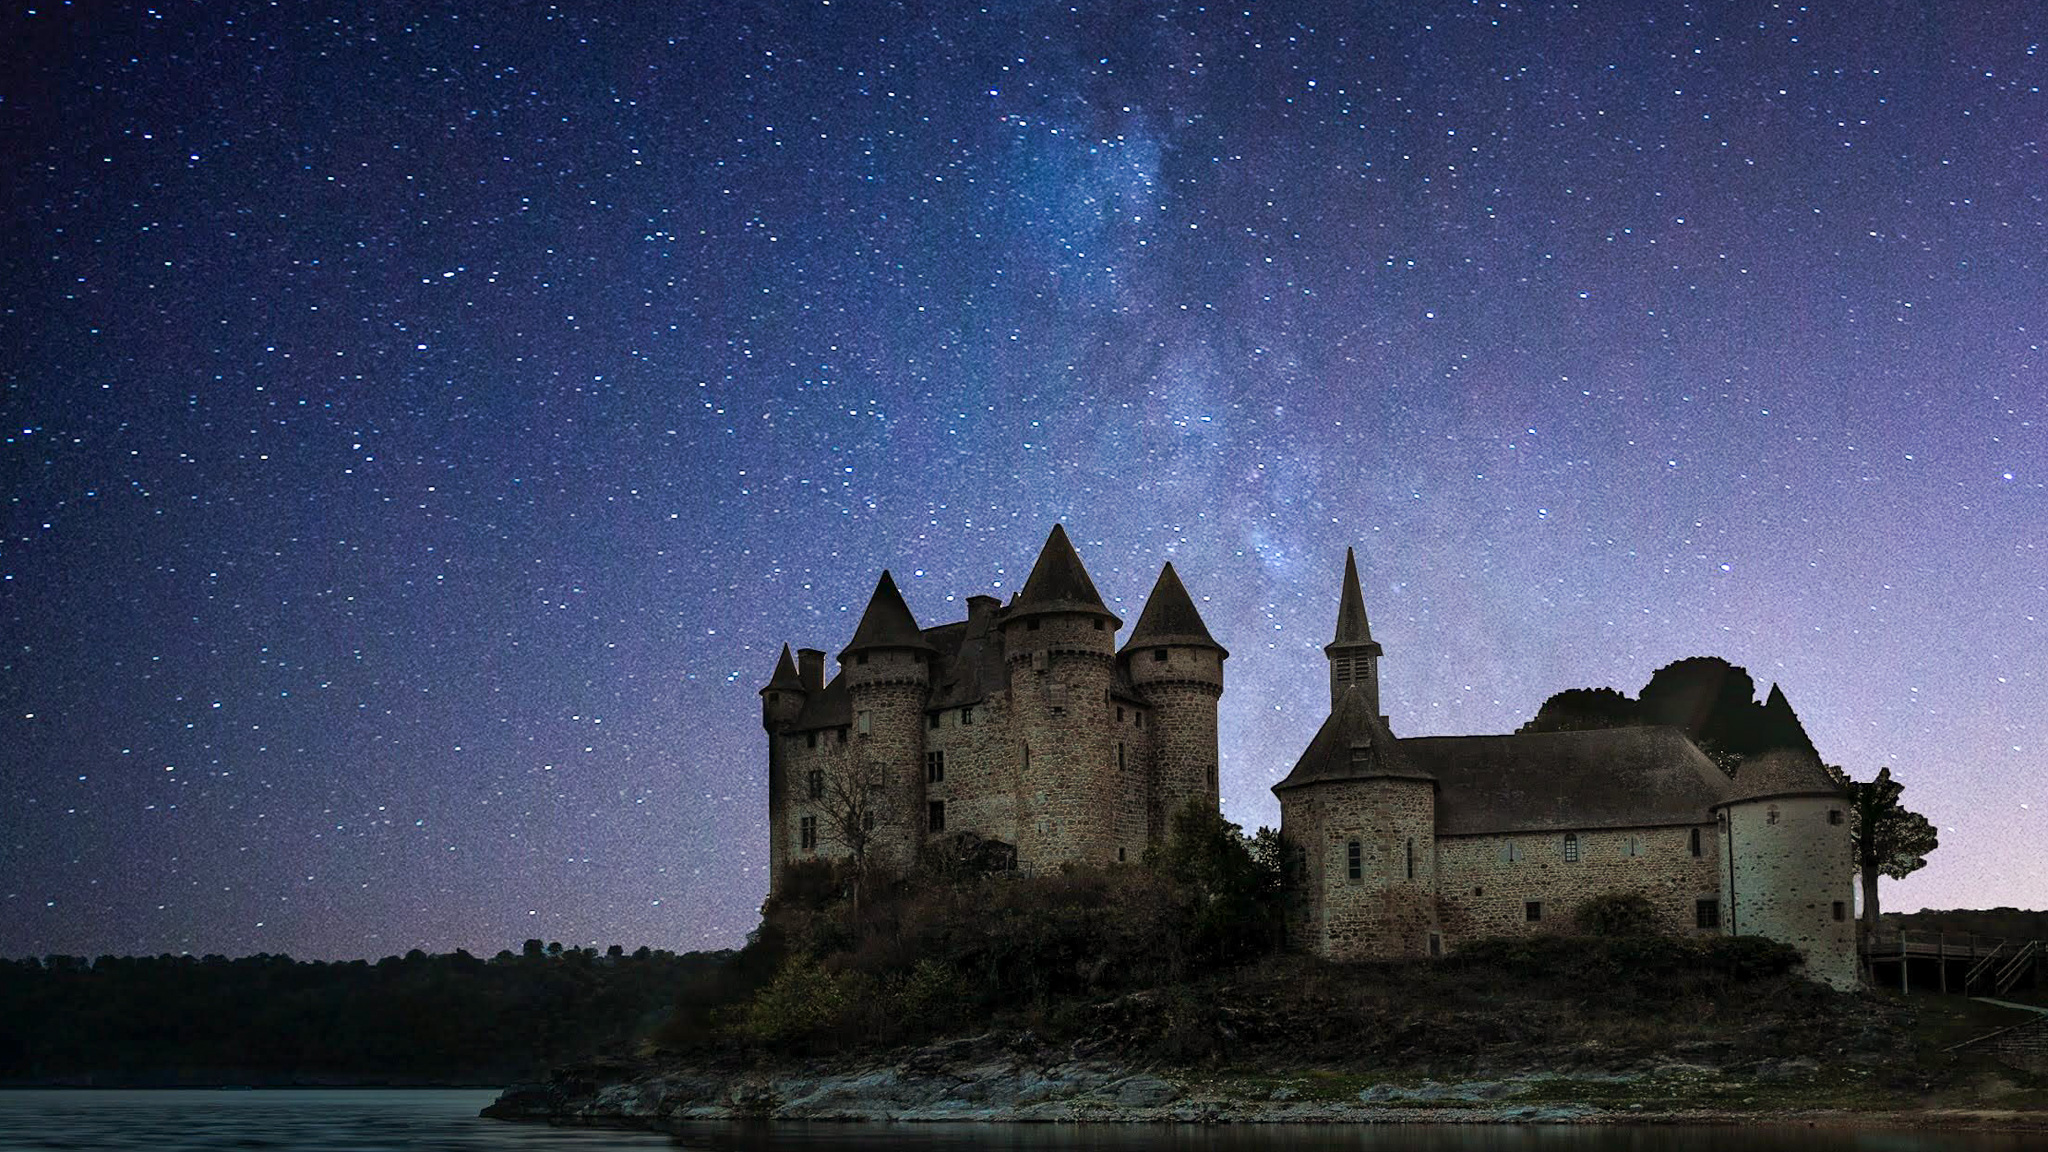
[
  {"x1": 1123, "y1": 562, "x2": 1227, "y2": 655},
  {"x1": 761, "y1": 643, "x2": 806, "y2": 732},
  {"x1": 1324, "y1": 548, "x2": 1384, "y2": 713},
  {"x1": 1008, "y1": 524, "x2": 1120, "y2": 626},
  {"x1": 1332, "y1": 548, "x2": 1376, "y2": 646},
  {"x1": 1757, "y1": 683, "x2": 1820, "y2": 759},
  {"x1": 764, "y1": 644, "x2": 804, "y2": 692},
  {"x1": 840, "y1": 570, "x2": 933, "y2": 659}
]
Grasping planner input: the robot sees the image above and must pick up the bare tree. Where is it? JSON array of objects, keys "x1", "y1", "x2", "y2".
[{"x1": 815, "y1": 756, "x2": 896, "y2": 908}]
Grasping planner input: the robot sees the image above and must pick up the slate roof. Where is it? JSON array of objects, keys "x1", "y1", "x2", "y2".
[
  {"x1": 1327, "y1": 547, "x2": 1383, "y2": 656},
  {"x1": 792, "y1": 672, "x2": 852, "y2": 730},
  {"x1": 1122, "y1": 562, "x2": 1226, "y2": 655},
  {"x1": 1397, "y1": 727, "x2": 1735, "y2": 835},
  {"x1": 1009, "y1": 524, "x2": 1120, "y2": 623},
  {"x1": 763, "y1": 644, "x2": 803, "y2": 693},
  {"x1": 841, "y1": 570, "x2": 933, "y2": 656},
  {"x1": 1273, "y1": 684, "x2": 1431, "y2": 790},
  {"x1": 1719, "y1": 747, "x2": 1845, "y2": 805}
]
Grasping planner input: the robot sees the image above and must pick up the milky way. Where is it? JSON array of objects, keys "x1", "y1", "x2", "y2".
[{"x1": 4, "y1": 2, "x2": 2042, "y2": 960}]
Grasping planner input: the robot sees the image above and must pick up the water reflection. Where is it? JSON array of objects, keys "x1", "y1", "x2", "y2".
[{"x1": 0, "y1": 1090, "x2": 2031, "y2": 1152}]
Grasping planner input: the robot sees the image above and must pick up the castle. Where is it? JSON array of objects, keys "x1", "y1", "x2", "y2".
[
  {"x1": 759, "y1": 525, "x2": 1226, "y2": 880},
  {"x1": 761, "y1": 528, "x2": 1859, "y2": 989}
]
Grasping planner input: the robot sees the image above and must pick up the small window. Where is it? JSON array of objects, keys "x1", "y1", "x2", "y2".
[
  {"x1": 807, "y1": 769, "x2": 823, "y2": 800},
  {"x1": 1116, "y1": 743, "x2": 1126, "y2": 772},
  {"x1": 929, "y1": 713, "x2": 941, "y2": 730},
  {"x1": 1833, "y1": 901, "x2": 1847, "y2": 922},
  {"x1": 1405, "y1": 837, "x2": 1415, "y2": 880},
  {"x1": 1048, "y1": 682, "x2": 1068, "y2": 713},
  {"x1": 1152, "y1": 648, "x2": 1168, "y2": 662},
  {"x1": 799, "y1": 816, "x2": 817, "y2": 851},
  {"x1": 926, "y1": 750, "x2": 944, "y2": 784},
  {"x1": 1093, "y1": 618, "x2": 1104, "y2": 630},
  {"x1": 1625, "y1": 835, "x2": 1641, "y2": 858},
  {"x1": 1022, "y1": 743, "x2": 1030, "y2": 770},
  {"x1": 1696, "y1": 899, "x2": 1720, "y2": 929},
  {"x1": 1346, "y1": 840, "x2": 1363, "y2": 881},
  {"x1": 856, "y1": 653, "x2": 869, "y2": 665},
  {"x1": 927, "y1": 800, "x2": 946, "y2": 833},
  {"x1": 1117, "y1": 847, "x2": 1126, "y2": 862},
  {"x1": 1501, "y1": 840, "x2": 1522, "y2": 864},
  {"x1": 1766, "y1": 804, "x2": 1780, "y2": 825},
  {"x1": 960, "y1": 706, "x2": 974, "y2": 726},
  {"x1": 837, "y1": 726, "x2": 849, "y2": 743},
  {"x1": 1116, "y1": 706, "x2": 1125, "y2": 722},
  {"x1": 1135, "y1": 712, "x2": 1145, "y2": 729},
  {"x1": 1562, "y1": 833, "x2": 1579, "y2": 863},
  {"x1": 862, "y1": 811, "x2": 875, "y2": 832},
  {"x1": 806, "y1": 732, "x2": 818, "y2": 749},
  {"x1": 1525, "y1": 901, "x2": 1543, "y2": 923},
  {"x1": 1689, "y1": 827, "x2": 1703, "y2": 857},
  {"x1": 1428, "y1": 933, "x2": 1443, "y2": 957},
  {"x1": 1829, "y1": 809, "x2": 1844, "y2": 825},
  {"x1": 1473, "y1": 886, "x2": 1484, "y2": 897},
  {"x1": 1027, "y1": 618, "x2": 1040, "y2": 631},
  {"x1": 857, "y1": 710, "x2": 871, "y2": 735}
]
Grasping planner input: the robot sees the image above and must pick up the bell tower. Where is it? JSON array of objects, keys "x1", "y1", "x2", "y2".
[{"x1": 1326, "y1": 548, "x2": 1383, "y2": 715}]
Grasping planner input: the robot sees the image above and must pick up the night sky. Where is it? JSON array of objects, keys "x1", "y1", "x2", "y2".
[{"x1": 4, "y1": 2, "x2": 2042, "y2": 962}]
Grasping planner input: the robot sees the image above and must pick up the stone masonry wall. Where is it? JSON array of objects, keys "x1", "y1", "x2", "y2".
[
  {"x1": 924, "y1": 691, "x2": 1017, "y2": 855},
  {"x1": 1721, "y1": 796, "x2": 1858, "y2": 990},
  {"x1": 843, "y1": 649, "x2": 929, "y2": 875},
  {"x1": 776, "y1": 723, "x2": 854, "y2": 871},
  {"x1": 1105, "y1": 697, "x2": 1152, "y2": 865},
  {"x1": 1007, "y1": 613, "x2": 1119, "y2": 871},
  {"x1": 1435, "y1": 824, "x2": 1722, "y2": 943},
  {"x1": 1303, "y1": 779, "x2": 1437, "y2": 959},
  {"x1": 1128, "y1": 645, "x2": 1222, "y2": 847}
]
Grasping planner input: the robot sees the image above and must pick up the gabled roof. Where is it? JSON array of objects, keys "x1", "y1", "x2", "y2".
[
  {"x1": 1328, "y1": 547, "x2": 1382, "y2": 654},
  {"x1": 1122, "y1": 562, "x2": 1226, "y2": 655},
  {"x1": 841, "y1": 570, "x2": 933, "y2": 656},
  {"x1": 1009, "y1": 524, "x2": 1120, "y2": 623},
  {"x1": 1719, "y1": 746, "x2": 1844, "y2": 806},
  {"x1": 762, "y1": 644, "x2": 804, "y2": 693},
  {"x1": 1274, "y1": 684, "x2": 1430, "y2": 791},
  {"x1": 1400, "y1": 727, "x2": 1733, "y2": 835}
]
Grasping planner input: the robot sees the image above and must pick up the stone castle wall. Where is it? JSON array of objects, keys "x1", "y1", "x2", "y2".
[
  {"x1": 1128, "y1": 645, "x2": 1223, "y2": 841},
  {"x1": 1434, "y1": 823, "x2": 1722, "y2": 941},
  {"x1": 924, "y1": 693, "x2": 1017, "y2": 853},
  {"x1": 1280, "y1": 779, "x2": 1437, "y2": 959},
  {"x1": 1721, "y1": 796, "x2": 1859, "y2": 990},
  {"x1": 1007, "y1": 613, "x2": 1120, "y2": 871}
]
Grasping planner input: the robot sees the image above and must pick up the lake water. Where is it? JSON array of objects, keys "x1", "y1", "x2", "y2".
[{"x1": 0, "y1": 1089, "x2": 2036, "y2": 1151}]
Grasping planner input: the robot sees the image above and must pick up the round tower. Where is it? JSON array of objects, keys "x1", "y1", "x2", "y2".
[
  {"x1": 759, "y1": 645, "x2": 807, "y2": 894},
  {"x1": 1121, "y1": 561, "x2": 1227, "y2": 850},
  {"x1": 1713, "y1": 750, "x2": 1859, "y2": 990},
  {"x1": 1005, "y1": 525, "x2": 1122, "y2": 871},
  {"x1": 838, "y1": 571, "x2": 933, "y2": 877}
]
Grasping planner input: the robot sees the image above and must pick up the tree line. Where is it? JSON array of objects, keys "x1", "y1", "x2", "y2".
[{"x1": 0, "y1": 942, "x2": 718, "y2": 1086}]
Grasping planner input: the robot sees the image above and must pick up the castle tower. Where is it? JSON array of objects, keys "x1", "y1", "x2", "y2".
[
  {"x1": 760, "y1": 644, "x2": 807, "y2": 894},
  {"x1": 1712, "y1": 749, "x2": 1859, "y2": 990},
  {"x1": 1272, "y1": 684, "x2": 1439, "y2": 960},
  {"x1": 838, "y1": 570, "x2": 933, "y2": 875},
  {"x1": 1121, "y1": 562, "x2": 1227, "y2": 847},
  {"x1": 1003, "y1": 525, "x2": 1122, "y2": 870},
  {"x1": 1327, "y1": 548, "x2": 1384, "y2": 715}
]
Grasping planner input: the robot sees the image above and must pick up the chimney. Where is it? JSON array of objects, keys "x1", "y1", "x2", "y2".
[
  {"x1": 966, "y1": 595, "x2": 1000, "y2": 630},
  {"x1": 797, "y1": 648, "x2": 825, "y2": 692}
]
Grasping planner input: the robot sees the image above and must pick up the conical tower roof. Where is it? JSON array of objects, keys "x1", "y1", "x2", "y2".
[
  {"x1": 840, "y1": 570, "x2": 933, "y2": 656},
  {"x1": 1274, "y1": 683, "x2": 1430, "y2": 792},
  {"x1": 762, "y1": 643, "x2": 804, "y2": 693},
  {"x1": 1009, "y1": 524, "x2": 1120, "y2": 624},
  {"x1": 1718, "y1": 746, "x2": 1844, "y2": 805},
  {"x1": 1327, "y1": 547, "x2": 1382, "y2": 654},
  {"x1": 1758, "y1": 683, "x2": 1820, "y2": 759},
  {"x1": 1122, "y1": 562, "x2": 1227, "y2": 656}
]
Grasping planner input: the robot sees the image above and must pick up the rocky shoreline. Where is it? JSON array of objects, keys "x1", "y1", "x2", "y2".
[{"x1": 480, "y1": 1032, "x2": 2048, "y2": 1131}]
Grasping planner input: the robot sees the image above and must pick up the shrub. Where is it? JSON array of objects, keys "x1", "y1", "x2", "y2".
[
  {"x1": 728, "y1": 954, "x2": 866, "y2": 1050},
  {"x1": 1576, "y1": 891, "x2": 1661, "y2": 937}
]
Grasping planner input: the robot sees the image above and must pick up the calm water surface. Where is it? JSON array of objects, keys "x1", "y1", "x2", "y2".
[{"x1": 0, "y1": 1090, "x2": 2034, "y2": 1152}]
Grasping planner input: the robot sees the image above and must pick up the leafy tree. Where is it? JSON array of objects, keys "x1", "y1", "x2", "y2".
[
  {"x1": 1838, "y1": 765, "x2": 1939, "y2": 940},
  {"x1": 1153, "y1": 802, "x2": 1289, "y2": 964}
]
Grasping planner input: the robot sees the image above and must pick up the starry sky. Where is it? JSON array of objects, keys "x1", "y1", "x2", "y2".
[{"x1": 4, "y1": 1, "x2": 2042, "y2": 962}]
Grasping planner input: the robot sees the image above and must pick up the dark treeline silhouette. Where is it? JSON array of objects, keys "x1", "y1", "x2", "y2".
[{"x1": 0, "y1": 941, "x2": 720, "y2": 1086}]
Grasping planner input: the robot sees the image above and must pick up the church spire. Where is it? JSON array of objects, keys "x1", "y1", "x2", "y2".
[
  {"x1": 1332, "y1": 547, "x2": 1374, "y2": 644},
  {"x1": 1324, "y1": 548, "x2": 1384, "y2": 714}
]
